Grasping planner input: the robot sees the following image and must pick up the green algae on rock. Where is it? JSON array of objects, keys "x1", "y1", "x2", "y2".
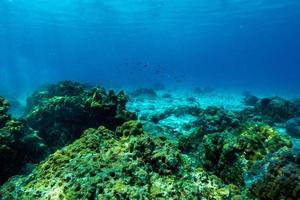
[
  {"x1": 25, "y1": 81, "x2": 136, "y2": 152},
  {"x1": 250, "y1": 148, "x2": 300, "y2": 199},
  {"x1": 0, "y1": 97, "x2": 10, "y2": 128},
  {"x1": 255, "y1": 96, "x2": 299, "y2": 124},
  {"x1": 181, "y1": 123, "x2": 292, "y2": 187},
  {"x1": 206, "y1": 124, "x2": 291, "y2": 186},
  {"x1": 0, "y1": 121, "x2": 243, "y2": 199},
  {"x1": 0, "y1": 97, "x2": 48, "y2": 185},
  {"x1": 179, "y1": 106, "x2": 241, "y2": 154}
]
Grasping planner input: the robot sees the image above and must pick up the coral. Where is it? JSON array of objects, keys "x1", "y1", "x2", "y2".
[
  {"x1": 193, "y1": 106, "x2": 240, "y2": 134},
  {"x1": 238, "y1": 107, "x2": 264, "y2": 124},
  {"x1": 286, "y1": 117, "x2": 300, "y2": 138},
  {"x1": 25, "y1": 81, "x2": 136, "y2": 151},
  {"x1": 0, "y1": 97, "x2": 9, "y2": 128},
  {"x1": 179, "y1": 107, "x2": 242, "y2": 155},
  {"x1": 201, "y1": 124, "x2": 291, "y2": 186},
  {"x1": 238, "y1": 125, "x2": 292, "y2": 162},
  {"x1": 179, "y1": 105, "x2": 282, "y2": 155},
  {"x1": 2, "y1": 81, "x2": 298, "y2": 200},
  {"x1": 25, "y1": 80, "x2": 85, "y2": 112},
  {"x1": 255, "y1": 96, "x2": 299, "y2": 123},
  {"x1": 250, "y1": 149, "x2": 300, "y2": 199},
  {"x1": 0, "y1": 121, "x2": 243, "y2": 199},
  {"x1": 0, "y1": 97, "x2": 47, "y2": 185}
]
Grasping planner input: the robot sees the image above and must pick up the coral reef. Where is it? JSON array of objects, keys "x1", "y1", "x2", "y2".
[
  {"x1": 193, "y1": 106, "x2": 240, "y2": 134},
  {"x1": 203, "y1": 124, "x2": 291, "y2": 186},
  {"x1": 25, "y1": 80, "x2": 86, "y2": 112},
  {"x1": 0, "y1": 97, "x2": 47, "y2": 185},
  {"x1": 1, "y1": 82, "x2": 298, "y2": 200},
  {"x1": 25, "y1": 81, "x2": 136, "y2": 151},
  {"x1": 0, "y1": 97, "x2": 9, "y2": 128},
  {"x1": 255, "y1": 96, "x2": 299, "y2": 123},
  {"x1": 179, "y1": 106, "x2": 243, "y2": 155},
  {"x1": 250, "y1": 148, "x2": 300, "y2": 199},
  {"x1": 180, "y1": 123, "x2": 292, "y2": 187},
  {"x1": 0, "y1": 121, "x2": 242, "y2": 199}
]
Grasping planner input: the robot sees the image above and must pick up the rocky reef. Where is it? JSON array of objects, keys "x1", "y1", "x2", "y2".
[
  {"x1": 201, "y1": 124, "x2": 292, "y2": 186},
  {"x1": 25, "y1": 81, "x2": 136, "y2": 151},
  {"x1": 250, "y1": 148, "x2": 300, "y2": 199},
  {"x1": 0, "y1": 81, "x2": 136, "y2": 185},
  {"x1": 0, "y1": 121, "x2": 242, "y2": 199},
  {"x1": 0, "y1": 82, "x2": 299, "y2": 199},
  {"x1": 255, "y1": 96, "x2": 299, "y2": 124},
  {"x1": 0, "y1": 97, "x2": 47, "y2": 185}
]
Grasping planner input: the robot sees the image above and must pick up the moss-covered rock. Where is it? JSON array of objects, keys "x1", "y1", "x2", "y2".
[
  {"x1": 25, "y1": 81, "x2": 136, "y2": 152},
  {"x1": 25, "y1": 80, "x2": 85, "y2": 112},
  {"x1": 0, "y1": 97, "x2": 10, "y2": 128},
  {"x1": 255, "y1": 96, "x2": 299, "y2": 123},
  {"x1": 201, "y1": 124, "x2": 291, "y2": 186},
  {"x1": 179, "y1": 106, "x2": 241, "y2": 154},
  {"x1": 0, "y1": 97, "x2": 48, "y2": 185},
  {"x1": 194, "y1": 106, "x2": 240, "y2": 134},
  {"x1": 250, "y1": 148, "x2": 300, "y2": 199},
  {"x1": 0, "y1": 121, "x2": 243, "y2": 199}
]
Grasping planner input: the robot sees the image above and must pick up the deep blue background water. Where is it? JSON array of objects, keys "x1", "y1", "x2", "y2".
[{"x1": 0, "y1": 0, "x2": 300, "y2": 97}]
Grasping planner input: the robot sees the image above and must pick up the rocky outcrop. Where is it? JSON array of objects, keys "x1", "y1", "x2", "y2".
[
  {"x1": 0, "y1": 121, "x2": 242, "y2": 199},
  {"x1": 0, "y1": 97, "x2": 47, "y2": 185},
  {"x1": 25, "y1": 81, "x2": 136, "y2": 151}
]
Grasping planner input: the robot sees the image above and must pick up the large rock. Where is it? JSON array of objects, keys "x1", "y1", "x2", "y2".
[
  {"x1": 25, "y1": 81, "x2": 136, "y2": 151},
  {"x1": 0, "y1": 121, "x2": 242, "y2": 199},
  {"x1": 0, "y1": 97, "x2": 47, "y2": 185},
  {"x1": 250, "y1": 148, "x2": 300, "y2": 199},
  {"x1": 0, "y1": 97, "x2": 9, "y2": 128},
  {"x1": 182, "y1": 123, "x2": 291, "y2": 187},
  {"x1": 255, "y1": 97, "x2": 299, "y2": 123},
  {"x1": 179, "y1": 107, "x2": 241, "y2": 154}
]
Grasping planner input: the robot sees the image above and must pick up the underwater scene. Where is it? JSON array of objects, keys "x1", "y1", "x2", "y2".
[{"x1": 1, "y1": 0, "x2": 300, "y2": 199}]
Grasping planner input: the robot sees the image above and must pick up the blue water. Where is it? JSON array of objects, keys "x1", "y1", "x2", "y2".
[{"x1": 1, "y1": 0, "x2": 300, "y2": 97}]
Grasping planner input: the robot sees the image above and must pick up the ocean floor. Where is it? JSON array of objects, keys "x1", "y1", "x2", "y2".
[
  {"x1": 1, "y1": 82, "x2": 300, "y2": 199},
  {"x1": 126, "y1": 88, "x2": 300, "y2": 146},
  {"x1": 126, "y1": 88, "x2": 246, "y2": 139}
]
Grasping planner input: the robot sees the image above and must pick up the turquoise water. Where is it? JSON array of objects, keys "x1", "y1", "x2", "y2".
[
  {"x1": 1, "y1": 0, "x2": 300, "y2": 96},
  {"x1": 1, "y1": 1, "x2": 300, "y2": 199}
]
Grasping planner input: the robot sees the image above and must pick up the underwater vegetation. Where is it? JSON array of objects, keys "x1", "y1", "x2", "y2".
[
  {"x1": 0, "y1": 121, "x2": 241, "y2": 199},
  {"x1": 25, "y1": 81, "x2": 136, "y2": 152},
  {"x1": 0, "y1": 97, "x2": 47, "y2": 185},
  {"x1": 0, "y1": 81, "x2": 300, "y2": 199},
  {"x1": 250, "y1": 148, "x2": 300, "y2": 199}
]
